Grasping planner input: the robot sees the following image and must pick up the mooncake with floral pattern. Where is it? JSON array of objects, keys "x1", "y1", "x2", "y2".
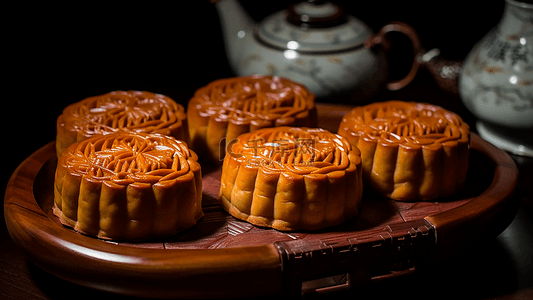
[
  {"x1": 218, "y1": 127, "x2": 362, "y2": 231},
  {"x1": 53, "y1": 132, "x2": 202, "y2": 240},
  {"x1": 338, "y1": 101, "x2": 470, "y2": 201}
]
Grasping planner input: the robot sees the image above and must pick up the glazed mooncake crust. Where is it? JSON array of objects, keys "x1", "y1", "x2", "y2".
[
  {"x1": 187, "y1": 75, "x2": 317, "y2": 163},
  {"x1": 338, "y1": 100, "x2": 470, "y2": 201},
  {"x1": 56, "y1": 90, "x2": 189, "y2": 157},
  {"x1": 53, "y1": 132, "x2": 203, "y2": 240},
  {"x1": 218, "y1": 127, "x2": 363, "y2": 231}
]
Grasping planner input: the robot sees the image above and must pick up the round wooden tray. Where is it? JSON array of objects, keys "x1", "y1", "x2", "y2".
[{"x1": 4, "y1": 132, "x2": 519, "y2": 298}]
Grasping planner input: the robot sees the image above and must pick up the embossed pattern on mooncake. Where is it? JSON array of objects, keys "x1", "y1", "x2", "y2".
[
  {"x1": 56, "y1": 90, "x2": 188, "y2": 157},
  {"x1": 187, "y1": 75, "x2": 317, "y2": 163},
  {"x1": 338, "y1": 101, "x2": 470, "y2": 201},
  {"x1": 218, "y1": 127, "x2": 362, "y2": 231},
  {"x1": 53, "y1": 132, "x2": 202, "y2": 240}
]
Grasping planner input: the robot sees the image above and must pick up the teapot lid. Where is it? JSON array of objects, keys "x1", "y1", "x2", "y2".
[{"x1": 255, "y1": 0, "x2": 372, "y2": 53}]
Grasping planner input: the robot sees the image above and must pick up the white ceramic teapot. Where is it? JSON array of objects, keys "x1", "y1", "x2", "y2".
[{"x1": 213, "y1": 0, "x2": 422, "y2": 100}]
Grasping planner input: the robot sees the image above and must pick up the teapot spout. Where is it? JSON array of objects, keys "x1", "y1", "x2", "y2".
[
  {"x1": 213, "y1": 0, "x2": 254, "y2": 73},
  {"x1": 419, "y1": 48, "x2": 462, "y2": 96}
]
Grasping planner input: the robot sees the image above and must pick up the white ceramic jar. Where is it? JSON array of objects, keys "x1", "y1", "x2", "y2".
[{"x1": 459, "y1": 0, "x2": 533, "y2": 155}]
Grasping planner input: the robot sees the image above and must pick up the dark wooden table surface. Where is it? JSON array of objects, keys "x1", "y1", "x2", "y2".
[{"x1": 3, "y1": 1, "x2": 532, "y2": 298}]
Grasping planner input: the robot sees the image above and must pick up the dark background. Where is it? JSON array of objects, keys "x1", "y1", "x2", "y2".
[{"x1": 4, "y1": 0, "x2": 505, "y2": 194}]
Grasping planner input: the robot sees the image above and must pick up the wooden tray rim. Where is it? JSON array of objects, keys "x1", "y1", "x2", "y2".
[{"x1": 4, "y1": 133, "x2": 519, "y2": 298}]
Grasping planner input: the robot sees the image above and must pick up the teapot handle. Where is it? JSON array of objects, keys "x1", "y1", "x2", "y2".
[{"x1": 365, "y1": 22, "x2": 422, "y2": 91}]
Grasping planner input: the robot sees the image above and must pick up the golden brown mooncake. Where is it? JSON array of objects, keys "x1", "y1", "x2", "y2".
[
  {"x1": 53, "y1": 132, "x2": 203, "y2": 240},
  {"x1": 218, "y1": 127, "x2": 363, "y2": 231},
  {"x1": 56, "y1": 90, "x2": 188, "y2": 157},
  {"x1": 187, "y1": 75, "x2": 317, "y2": 164},
  {"x1": 337, "y1": 100, "x2": 470, "y2": 201}
]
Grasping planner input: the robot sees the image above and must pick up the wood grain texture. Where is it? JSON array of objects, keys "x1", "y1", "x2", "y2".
[{"x1": 4, "y1": 104, "x2": 520, "y2": 298}]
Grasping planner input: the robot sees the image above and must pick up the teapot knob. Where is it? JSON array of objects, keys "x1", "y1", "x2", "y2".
[{"x1": 286, "y1": 1, "x2": 347, "y2": 28}]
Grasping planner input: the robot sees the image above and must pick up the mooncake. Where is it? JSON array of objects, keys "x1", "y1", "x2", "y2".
[
  {"x1": 187, "y1": 75, "x2": 317, "y2": 163},
  {"x1": 218, "y1": 127, "x2": 363, "y2": 231},
  {"x1": 338, "y1": 100, "x2": 470, "y2": 201},
  {"x1": 53, "y1": 132, "x2": 203, "y2": 240},
  {"x1": 56, "y1": 90, "x2": 188, "y2": 157}
]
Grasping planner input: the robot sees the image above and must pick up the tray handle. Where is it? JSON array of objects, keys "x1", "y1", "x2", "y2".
[{"x1": 275, "y1": 219, "x2": 436, "y2": 296}]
